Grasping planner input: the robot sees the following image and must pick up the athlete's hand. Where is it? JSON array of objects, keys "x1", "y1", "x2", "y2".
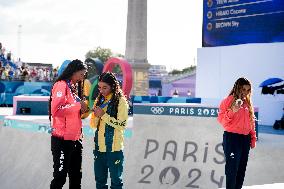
[
  {"x1": 92, "y1": 107, "x2": 105, "y2": 117},
  {"x1": 250, "y1": 141, "x2": 256, "y2": 149},
  {"x1": 80, "y1": 101, "x2": 89, "y2": 113},
  {"x1": 231, "y1": 99, "x2": 242, "y2": 113}
]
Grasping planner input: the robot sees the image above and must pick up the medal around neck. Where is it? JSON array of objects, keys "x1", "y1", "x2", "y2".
[{"x1": 236, "y1": 99, "x2": 243, "y2": 106}]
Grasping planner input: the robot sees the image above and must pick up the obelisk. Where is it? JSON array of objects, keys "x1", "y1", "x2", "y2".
[{"x1": 125, "y1": 0, "x2": 150, "y2": 96}]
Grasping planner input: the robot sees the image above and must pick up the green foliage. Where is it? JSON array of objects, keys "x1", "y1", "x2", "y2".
[
  {"x1": 169, "y1": 65, "x2": 196, "y2": 75},
  {"x1": 169, "y1": 69, "x2": 182, "y2": 75},
  {"x1": 85, "y1": 46, "x2": 124, "y2": 75},
  {"x1": 85, "y1": 46, "x2": 113, "y2": 63}
]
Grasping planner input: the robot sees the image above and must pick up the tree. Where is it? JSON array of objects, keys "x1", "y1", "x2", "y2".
[
  {"x1": 169, "y1": 69, "x2": 182, "y2": 75},
  {"x1": 85, "y1": 46, "x2": 113, "y2": 63},
  {"x1": 182, "y1": 65, "x2": 196, "y2": 73},
  {"x1": 169, "y1": 65, "x2": 196, "y2": 75},
  {"x1": 85, "y1": 46, "x2": 123, "y2": 74}
]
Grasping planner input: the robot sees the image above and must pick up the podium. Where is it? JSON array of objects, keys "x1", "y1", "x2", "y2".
[{"x1": 13, "y1": 96, "x2": 49, "y2": 115}]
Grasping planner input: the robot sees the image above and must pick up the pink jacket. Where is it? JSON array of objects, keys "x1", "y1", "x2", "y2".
[
  {"x1": 217, "y1": 95, "x2": 257, "y2": 147},
  {"x1": 51, "y1": 80, "x2": 82, "y2": 141}
]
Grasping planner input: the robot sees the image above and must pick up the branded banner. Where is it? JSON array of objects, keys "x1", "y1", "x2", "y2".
[
  {"x1": 203, "y1": 0, "x2": 284, "y2": 47},
  {"x1": 124, "y1": 104, "x2": 225, "y2": 188},
  {"x1": 134, "y1": 104, "x2": 219, "y2": 117}
]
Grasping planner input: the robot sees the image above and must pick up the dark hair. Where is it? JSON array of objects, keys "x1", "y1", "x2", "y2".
[
  {"x1": 55, "y1": 59, "x2": 87, "y2": 82},
  {"x1": 49, "y1": 59, "x2": 87, "y2": 121},
  {"x1": 229, "y1": 77, "x2": 251, "y2": 98},
  {"x1": 229, "y1": 77, "x2": 255, "y2": 125},
  {"x1": 96, "y1": 72, "x2": 124, "y2": 118}
]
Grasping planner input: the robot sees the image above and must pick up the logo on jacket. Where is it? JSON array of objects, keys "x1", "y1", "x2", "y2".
[
  {"x1": 56, "y1": 91, "x2": 63, "y2": 97},
  {"x1": 151, "y1": 107, "x2": 164, "y2": 114},
  {"x1": 114, "y1": 160, "x2": 120, "y2": 165}
]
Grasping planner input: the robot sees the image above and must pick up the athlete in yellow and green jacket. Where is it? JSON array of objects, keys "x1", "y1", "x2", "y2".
[
  {"x1": 90, "y1": 93, "x2": 128, "y2": 152},
  {"x1": 90, "y1": 72, "x2": 128, "y2": 189}
]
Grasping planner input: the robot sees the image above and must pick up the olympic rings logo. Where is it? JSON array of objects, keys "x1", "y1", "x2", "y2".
[{"x1": 151, "y1": 107, "x2": 164, "y2": 114}]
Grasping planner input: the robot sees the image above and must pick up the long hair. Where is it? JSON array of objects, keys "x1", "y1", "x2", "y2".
[
  {"x1": 49, "y1": 59, "x2": 87, "y2": 121},
  {"x1": 95, "y1": 72, "x2": 125, "y2": 118},
  {"x1": 229, "y1": 77, "x2": 255, "y2": 126}
]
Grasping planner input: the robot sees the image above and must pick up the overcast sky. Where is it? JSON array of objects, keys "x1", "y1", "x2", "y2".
[{"x1": 0, "y1": 0, "x2": 203, "y2": 71}]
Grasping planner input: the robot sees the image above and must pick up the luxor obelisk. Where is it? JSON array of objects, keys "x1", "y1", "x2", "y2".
[{"x1": 125, "y1": 0, "x2": 150, "y2": 96}]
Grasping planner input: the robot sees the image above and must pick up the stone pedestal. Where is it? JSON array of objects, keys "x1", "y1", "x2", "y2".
[{"x1": 129, "y1": 60, "x2": 150, "y2": 96}]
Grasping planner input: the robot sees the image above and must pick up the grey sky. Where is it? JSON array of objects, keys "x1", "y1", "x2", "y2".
[{"x1": 0, "y1": 0, "x2": 202, "y2": 70}]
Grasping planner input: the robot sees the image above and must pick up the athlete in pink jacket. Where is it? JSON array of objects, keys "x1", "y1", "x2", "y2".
[
  {"x1": 49, "y1": 59, "x2": 88, "y2": 189},
  {"x1": 218, "y1": 77, "x2": 257, "y2": 189},
  {"x1": 218, "y1": 95, "x2": 257, "y2": 145},
  {"x1": 51, "y1": 80, "x2": 82, "y2": 140}
]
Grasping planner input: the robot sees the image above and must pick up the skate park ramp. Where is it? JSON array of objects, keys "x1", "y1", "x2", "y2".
[
  {"x1": 0, "y1": 114, "x2": 132, "y2": 189},
  {"x1": 0, "y1": 124, "x2": 96, "y2": 189},
  {"x1": 0, "y1": 103, "x2": 284, "y2": 189}
]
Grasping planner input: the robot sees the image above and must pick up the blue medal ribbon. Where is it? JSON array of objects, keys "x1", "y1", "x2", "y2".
[
  {"x1": 99, "y1": 97, "x2": 111, "y2": 109},
  {"x1": 66, "y1": 80, "x2": 81, "y2": 102}
]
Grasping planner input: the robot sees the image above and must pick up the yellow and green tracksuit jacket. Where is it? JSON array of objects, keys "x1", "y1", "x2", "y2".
[{"x1": 90, "y1": 94, "x2": 129, "y2": 152}]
